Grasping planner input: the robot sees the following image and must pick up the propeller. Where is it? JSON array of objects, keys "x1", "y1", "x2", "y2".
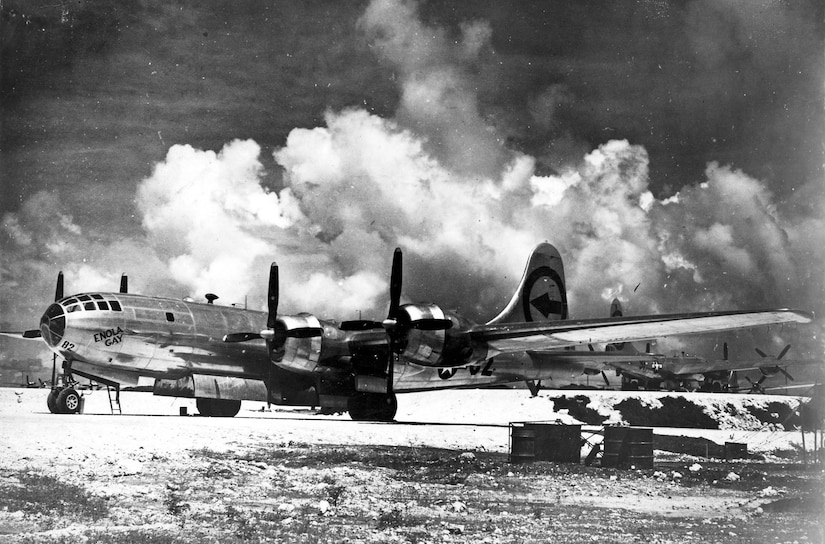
[
  {"x1": 755, "y1": 344, "x2": 794, "y2": 381},
  {"x1": 223, "y1": 262, "x2": 322, "y2": 343},
  {"x1": 746, "y1": 375, "x2": 767, "y2": 394},
  {"x1": 222, "y1": 263, "x2": 278, "y2": 343},
  {"x1": 382, "y1": 249, "x2": 404, "y2": 396},
  {"x1": 341, "y1": 248, "x2": 451, "y2": 333}
]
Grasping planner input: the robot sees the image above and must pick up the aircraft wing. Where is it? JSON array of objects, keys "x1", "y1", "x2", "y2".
[{"x1": 473, "y1": 309, "x2": 813, "y2": 356}]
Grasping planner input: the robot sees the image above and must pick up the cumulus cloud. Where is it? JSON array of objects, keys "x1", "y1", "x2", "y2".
[
  {"x1": 136, "y1": 140, "x2": 297, "y2": 304},
  {"x1": 359, "y1": 0, "x2": 506, "y2": 178}
]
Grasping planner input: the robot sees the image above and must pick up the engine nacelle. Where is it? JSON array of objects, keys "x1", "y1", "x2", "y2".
[
  {"x1": 270, "y1": 313, "x2": 324, "y2": 374},
  {"x1": 396, "y1": 304, "x2": 485, "y2": 367}
]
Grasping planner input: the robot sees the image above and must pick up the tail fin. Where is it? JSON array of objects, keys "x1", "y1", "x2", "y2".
[
  {"x1": 605, "y1": 299, "x2": 646, "y2": 354},
  {"x1": 609, "y1": 298, "x2": 623, "y2": 318},
  {"x1": 487, "y1": 242, "x2": 567, "y2": 324}
]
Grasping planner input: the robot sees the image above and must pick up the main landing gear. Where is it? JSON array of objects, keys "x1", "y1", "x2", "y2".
[
  {"x1": 196, "y1": 398, "x2": 242, "y2": 417},
  {"x1": 47, "y1": 387, "x2": 81, "y2": 414},
  {"x1": 347, "y1": 392, "x2": 397, "y2": 422}
]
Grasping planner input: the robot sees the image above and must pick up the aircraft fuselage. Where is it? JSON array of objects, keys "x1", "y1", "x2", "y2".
[{"x1": 38, "y1": 291, "x2": 599, "y2": 401}]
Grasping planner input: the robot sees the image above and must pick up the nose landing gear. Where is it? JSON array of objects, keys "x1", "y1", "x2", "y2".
[{"x1": 46, "y1": 386, "x2": 81, "y2": 414}]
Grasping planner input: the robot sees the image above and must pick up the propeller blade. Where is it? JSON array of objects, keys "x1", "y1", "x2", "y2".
[
  {"x1": 409, "y1": 318, "x2": 453, "y2": 331},
  {"x1": 223, "y1": 332, "x2": 263, "y2": 343},
  {"x1": 723, "y1": 342, "x2": 728, "y2": 361},
  {"x1": 778, "y1": 367, "x2": 794, "y2": 381},
  {"x1": 285, "y1": 327, "x2": 324, "y2": 339},
  {"x1": 388, "y1": 248, "x2": 402, "y2": 319},
  {"x1": 601, "y1": 371, "x2": 610, "y2": 386},
  {"x1": 267, "y1": 263, "x2": 279, "y2": 329},
  {"x1": 120, "y1": 274, "x2": 128, "y2": 294},
  {"x1": 383, "y1": 248, "x2": 405, "y2": 397},
  {"x1": 777, "y1": 344, "x2": 791, "y2": 360},
  {"x1": 22, "y1": 330, "x2": 42, "y2": 339},
  {"x1": 55, "y1": 271, "x2": 64, "y2": 301},
  {"x1": 340, "y1": 320, "x2": 384, "y2": 331},
  {"x1": 755, "y1": 348, "x2": 769, "y2": 358}
]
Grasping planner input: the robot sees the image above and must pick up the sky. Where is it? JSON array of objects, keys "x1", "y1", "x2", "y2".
[{"x1": 1, "y1": 0, "x2": 824, "y2": 377}]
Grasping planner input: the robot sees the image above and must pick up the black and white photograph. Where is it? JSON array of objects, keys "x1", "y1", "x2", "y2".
[{"x1": 1, "y1": 1, "x2": 823, "y2": 542}]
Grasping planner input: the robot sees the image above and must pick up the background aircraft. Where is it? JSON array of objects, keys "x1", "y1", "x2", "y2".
[
  {"x1": 601, "y1": 300, "x2": 822, "y2": 393},
  {"x1": 5, "y1": 243, "x2": 813, "y2": 420}
]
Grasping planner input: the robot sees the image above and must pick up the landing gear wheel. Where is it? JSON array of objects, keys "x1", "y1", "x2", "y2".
[
  {"x1": 46, "y1": 389, "x2": 60, "y2": 414},
  {"x1": 56, "y1": 388, "x2": 81, "y2": 414},
  {"x1": 347, "y1": 393, "x2": 397, "y2": 422},
  {"x1": 196, "y1": 398, "x2": 241, "y2": 417}
]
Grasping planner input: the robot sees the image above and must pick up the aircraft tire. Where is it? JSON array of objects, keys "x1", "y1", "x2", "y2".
[
  {"x1": 196, "y1": 398, "x2": 241, "y2": 417},
  {"x1": 56, "y1": 388, "x2": 81, "y2": 414},
  {"x1": 46, "y1": 389, "x2": 60, "y2": 414},
  {"x1": 347, "y1": 393, "x2": 397, "y2": 422}
]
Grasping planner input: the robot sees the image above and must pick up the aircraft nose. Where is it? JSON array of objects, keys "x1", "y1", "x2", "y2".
[{"x1": 40, "y1": 303, "x2": 65, "y2": 347}]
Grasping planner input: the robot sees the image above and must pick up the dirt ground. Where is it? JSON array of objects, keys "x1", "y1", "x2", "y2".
[{"x1": 0, "y1": 389, "x2": 822, "y2": 543}]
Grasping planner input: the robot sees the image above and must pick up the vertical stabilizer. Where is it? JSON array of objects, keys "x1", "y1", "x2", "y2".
[
  {"x1": 609, "y1": 298, "x2": 623, "y2": 317},
  {"x1": 605, "y1": 299, "x2": 645, "y2": 354},
  {"x1": 487, "y1": 243, "x2": 568, "y2": 324}
]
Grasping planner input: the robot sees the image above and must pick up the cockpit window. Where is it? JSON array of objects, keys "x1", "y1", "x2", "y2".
[{"x1": 58, "y1": 296, "x2": 122, "y2": 312}]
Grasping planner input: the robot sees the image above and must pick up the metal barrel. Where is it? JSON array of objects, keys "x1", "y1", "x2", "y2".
[
  {"x1": 529, "y1": 424, "x2": 582, "y2": 463},
  {"x1": 625, "y1": 427, "x2": 654, "y2": 469},
  {"x1": 601, "y1": 426, "x2": 627, "y2": 467},
  {"x1": 510, "y1": 425, "x2": 536, "y2": 463}
]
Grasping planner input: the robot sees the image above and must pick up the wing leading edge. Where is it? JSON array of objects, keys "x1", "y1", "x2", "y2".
[{"x1": 473, "y1": 309, "x2": 813, "y2": 356}]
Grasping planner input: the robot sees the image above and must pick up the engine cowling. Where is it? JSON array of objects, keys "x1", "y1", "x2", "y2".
[
  {"x1": 270, "y1": 313, "x2": 324, "y2": 374},
  {"x1": 394, "y1": 304, "x2": 485, "y2": 367}
]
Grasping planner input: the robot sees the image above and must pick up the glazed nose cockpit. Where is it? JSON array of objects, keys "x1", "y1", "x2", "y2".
[
  {"x1": 39, "y1": 295, "x2": 125, "y2": 348},
  {"x1": 40, "y1": 303, "x2": 65, "y2": 347}
]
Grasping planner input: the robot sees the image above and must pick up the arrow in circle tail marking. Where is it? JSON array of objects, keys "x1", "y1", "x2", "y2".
[{"x1": 530, "y1": 293, "x2": 561, "y2": 319}]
